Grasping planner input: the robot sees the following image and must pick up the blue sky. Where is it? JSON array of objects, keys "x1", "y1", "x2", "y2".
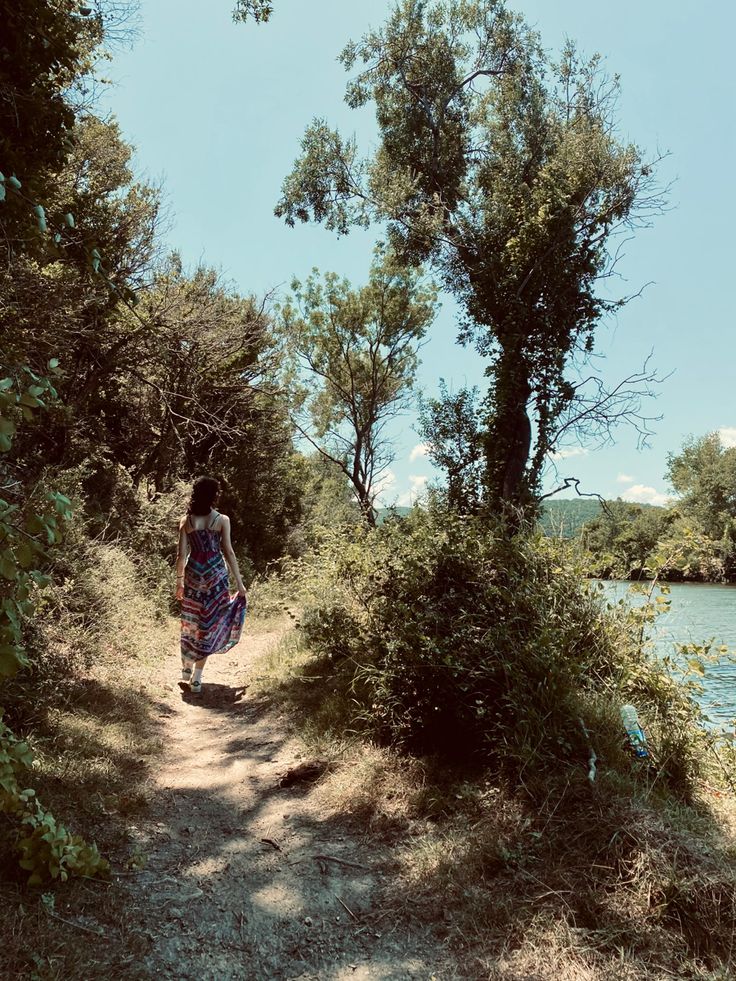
[{"x1": 100, "y1": 0, "x2": 735, "y2": 508}]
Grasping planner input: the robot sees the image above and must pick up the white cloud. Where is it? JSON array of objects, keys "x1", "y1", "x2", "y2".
[
  {"x1": 397, "y1": 474, "x2": 428, "y2": 508},
  {"x1": 373, "y1": 469, "x2": 396, "y2": 505},
  {"x1": 719, "y1": 427, "x2": 736, "y2": 448},
  {"x1": 549, "y1": 447, "x2": 589, "y2": 460},
  {"x1": 409, "y1": 442, "x2": 430, "y2": 461},
  {"x1": 621, "y1": 484, "x2": 670, "y2": 507},
  {"x1": 616, "y1": 473, "x2": 635, "y2": 484}
]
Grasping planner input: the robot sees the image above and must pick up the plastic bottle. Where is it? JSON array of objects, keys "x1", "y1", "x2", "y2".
[{"x1": 620, "y1": 704, "x2": 649, "y2": 758}]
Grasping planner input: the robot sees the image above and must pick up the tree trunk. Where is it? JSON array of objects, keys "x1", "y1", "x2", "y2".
[{"x1": 483, "y1": 347, "x2": 533, "y2": 515}]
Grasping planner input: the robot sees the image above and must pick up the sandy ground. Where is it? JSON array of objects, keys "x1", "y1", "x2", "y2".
[{"x1": 122, "y1": 621, "x2": 451, "y2": 981}]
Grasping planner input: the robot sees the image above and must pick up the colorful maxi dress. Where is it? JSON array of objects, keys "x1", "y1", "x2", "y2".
[{"x1": 180, "y1": 512, "x2": 246, "y2": 662}]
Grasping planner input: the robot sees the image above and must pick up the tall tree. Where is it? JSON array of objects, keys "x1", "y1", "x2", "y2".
[
  {"x1": 282, "y1": 247, "x2": 437, "y2": 526},
  {"x1": 275, "y1": 0, "x2": 662, "y2": 515}
]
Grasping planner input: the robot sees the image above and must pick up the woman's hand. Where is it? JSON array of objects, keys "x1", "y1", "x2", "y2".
[
  {"x1": 237, "y1": 584, "x2": 248, "y2": 602},
  {"x1": 175, "y1": 583, "x2": 184, "y2": 602}
]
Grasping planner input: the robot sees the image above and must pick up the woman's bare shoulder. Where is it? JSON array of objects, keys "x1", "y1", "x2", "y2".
[{"x1": 178, "y1": 515, "x2": 189, "y2": 531}]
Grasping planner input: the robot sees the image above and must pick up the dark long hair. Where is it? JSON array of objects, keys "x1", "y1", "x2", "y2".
[{"x1": 187, "y1": 476, "x2": 220, "y2": 517}]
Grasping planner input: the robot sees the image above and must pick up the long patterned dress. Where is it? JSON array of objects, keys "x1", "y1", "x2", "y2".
[{"x1": 180, "y1": 512, "x2": 246, "y2": 662}]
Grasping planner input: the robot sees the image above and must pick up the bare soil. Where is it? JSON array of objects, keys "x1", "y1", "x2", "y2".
[{"x1": 122, "y1": 621, "x2": 452, "y2": 980}]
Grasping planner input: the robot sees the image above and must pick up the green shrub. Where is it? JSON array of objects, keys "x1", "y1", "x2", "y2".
[{"x1": 297, "y1": 505, "x2": 713, "y2": 794}]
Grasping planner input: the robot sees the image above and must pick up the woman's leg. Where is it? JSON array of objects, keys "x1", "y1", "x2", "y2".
[{"x1": 191, "y1": 657, "x2": 207, "y2": 691}]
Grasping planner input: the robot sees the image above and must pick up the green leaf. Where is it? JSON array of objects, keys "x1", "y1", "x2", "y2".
[
  {"x1": 0, "y1": 555, "x2": 17, "y2": 580},
  {"x1": 0, "y1": 378, "x2": 14, "y2": 392},
  {"x1": 0, "y1": 433, "x2": 11, "y2": 453},
  {"x1": 0, "y1": 644, "x2": 25, "y2": 676},
  {"x1": 15, "y1": 542, "x2": 35, "y2": 570},
  {"x1": 33, "y1": 205, "x2": 47, "y2": 233}
]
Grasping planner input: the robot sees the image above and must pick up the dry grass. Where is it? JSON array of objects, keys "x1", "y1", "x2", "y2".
[{"x1": 248, "y1": 625, "x2": 736, "y2": 980}]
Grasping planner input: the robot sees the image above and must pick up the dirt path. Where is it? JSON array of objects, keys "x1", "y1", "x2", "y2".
[{"x1": 123, "y1": 621, "x2": 451, "y2": 981}]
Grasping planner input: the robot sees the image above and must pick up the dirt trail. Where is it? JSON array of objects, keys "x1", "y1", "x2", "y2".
[{"x1": 124, "y1": 622, "x2": 450, "y2": 980}]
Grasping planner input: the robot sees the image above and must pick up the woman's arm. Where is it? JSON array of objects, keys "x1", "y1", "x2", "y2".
[
  {"x1": 175, "y1": 517, "x2": 189, "y2": 601},
  {"x1": 219, "y1": 514, "x2": 247, "y2": 599}
]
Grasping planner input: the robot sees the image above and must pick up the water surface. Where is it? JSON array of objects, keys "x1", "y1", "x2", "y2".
[{"x1": 596, "y1": 580, "x2": 736, "y2": 727}]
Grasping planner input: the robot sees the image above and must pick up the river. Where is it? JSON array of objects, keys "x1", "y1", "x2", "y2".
[{"x1": 597, "y1": 580, "x2": 736, "y2": 728}]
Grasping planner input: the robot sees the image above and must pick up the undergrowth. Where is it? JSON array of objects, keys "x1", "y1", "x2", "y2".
[
  {"x1": 247, "y1": 505, "x2": 736, "y2": 979},
  {"x1": 1, "y1": 537, "x2": 173, "y2": 978}
]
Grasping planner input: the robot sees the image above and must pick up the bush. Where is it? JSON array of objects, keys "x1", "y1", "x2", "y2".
[{"x1": 297, "y1": 504, "x2": 713, "y2": 794}]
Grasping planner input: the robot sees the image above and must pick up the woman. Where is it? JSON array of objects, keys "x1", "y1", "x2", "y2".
[{"x1": 175, "y1": 476, "x2": 247, "y2": 694}]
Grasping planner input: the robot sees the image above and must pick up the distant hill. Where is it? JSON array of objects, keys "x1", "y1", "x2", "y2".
[
  {"x1": 539, "y1": 498, "x2": 602, "y2": 537},
  {"x1": 377, "y1": 499, "x2": 654, "y2": 538},
  {"x1": 376, "y1": 506, "x2": 413, "y2": 524}
]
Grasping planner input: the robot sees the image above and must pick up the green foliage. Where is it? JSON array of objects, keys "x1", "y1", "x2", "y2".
[
  {"x1": 0, "y1": 368, "x2": 108, "y2": 883},
  {"x1": 579, "y1": 499, "x2": 673, "y2": 578},
  {"x1": 574, "y1": 432, "x2": 736, "y2": 581},
  {"x1": 1, "y1": 713, "x2": 108, "y2": 885},
  {"x1": 286, "y1": 453, "x2": 362, "y2": 555},
  {"x1": 0, "y1": 362, "x2": 71, "y2": 677},
  {"x1": 418, "y1": 381, "x2": 484, "y2": 513},
  {"x1": 232, "y1": 0, "x2": 274, "y2": 23},
  {"x1": 277, "y1": 0, "x2": 662, "y2": 508},
  {"x1": 667, "y1": 433, "x2": 736, "y2": 544},
  {"x1": 0, "y1": 0, "x2": 101, "y2": 242},
  {"x1": 296, "y1": 505, "x2": 711, "y2": 796},
  {"x1": 282, "y1": 246, "x2": 437, "y2": 525}
]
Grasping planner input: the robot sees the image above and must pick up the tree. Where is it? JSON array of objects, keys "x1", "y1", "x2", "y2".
[
  {"x1": 667, "y1": 433, "x2": 736, "y2": 543},
  {"x1": 418, "y1": 381, "x2": 483, "y2": 512},
  {"x1": 580, "y1": 499, "x2": 673, "y2": 577},
  {"x1": 0, "y1": 1, "x2": 137, "y2": 247},
  {"x1": 287, "y1": 452, "x2": 362, "y2": 554},
  {"x1": 276, "y1": 0, "x2": 663, "y2": 514},
  {"x1": 232, "y1": 0, "x2": 273, "y2": 23},
  {"x1": 282, "y1": 247, "x2": 437, "y2": 526},
  {"x1": 0, "y1": 1, "x2": 97, "y2": 187}
]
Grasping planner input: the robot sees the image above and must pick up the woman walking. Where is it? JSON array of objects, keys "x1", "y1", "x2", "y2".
[{"x1": 175, "y1": 476, "x2": 247, "y2": 694}]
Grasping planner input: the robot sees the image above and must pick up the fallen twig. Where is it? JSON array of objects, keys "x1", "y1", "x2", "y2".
[
  {"x1": 313, "y1": 854, "x2": 370, "y2": 871},
  {"x1": 47, "y1": 911, "x2": 104, "y2": 937},
  {"x1": 260, "y1": 837, "x2": 282, "y2": 852},
  {"x1": 335, "y1": 895, "x2": 359, "y2": 921}
]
